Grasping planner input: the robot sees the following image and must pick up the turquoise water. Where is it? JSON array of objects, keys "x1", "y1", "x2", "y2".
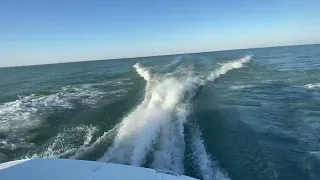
[{"x1": 0, "y1": 45, "x2": 320, "y2": 180}]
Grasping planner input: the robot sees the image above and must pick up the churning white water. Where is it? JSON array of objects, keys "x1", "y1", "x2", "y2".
[{"x1": 99, "y1": 55, "x2": 251, "y2": 179}]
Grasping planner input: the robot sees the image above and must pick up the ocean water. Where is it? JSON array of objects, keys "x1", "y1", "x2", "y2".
[{"x1": 0, "y1": 44, "x2": 320, "y2": 180}]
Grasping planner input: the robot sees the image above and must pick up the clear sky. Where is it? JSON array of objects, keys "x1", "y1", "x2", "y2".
[{"x1": 1, "y1": 0, "x2": 320, "y2": 67}]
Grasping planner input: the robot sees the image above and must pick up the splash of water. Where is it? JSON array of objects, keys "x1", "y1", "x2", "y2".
[
  {"x1": 207, "y1": 55, "x2": 252, "y2": 81},
  {"x1": 133, "y1": 63, "x2": 151, "y2": 81},
  {"x1": 190, "y1": 126, "x2": 230, "y2": 180},
  {"x1": 99, "y1": 55, "x2": 252, "y2": 177}
]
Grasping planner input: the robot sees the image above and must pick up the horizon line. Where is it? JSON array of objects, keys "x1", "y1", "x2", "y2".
[{"x1": 1, "y1": 43, "x2": 319, "y2": 68}]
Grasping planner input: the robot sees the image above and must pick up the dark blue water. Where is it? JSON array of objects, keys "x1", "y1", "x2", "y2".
[{"x1": 0, "y1": 44, "x2": 319, "y2": 180}]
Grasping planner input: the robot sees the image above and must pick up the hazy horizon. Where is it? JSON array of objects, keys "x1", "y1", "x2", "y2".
[
  {"x1": 1, "y1": 43, "x2": 319, "y2": 68},
  {"x1": 1, "y1": 0, "x2": 320, "y2": 67}
]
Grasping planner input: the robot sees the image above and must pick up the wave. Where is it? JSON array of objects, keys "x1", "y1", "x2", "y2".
[
  {"x1": 72, "y1": 124, "x2": 120, "y2": 159},
  {"x1": 309, "y1": 151, "x2": 320, "y2": 159},
  {"x1": 162, "y1": 56, "x2": 184, "y2": 70},
  {"x1": 0, "y1": 80, "x2": 128, "y2": 150},
  {"x1": 230, "y1": 85, "x2": 256, "y2": 90},
  {"x1": 98, "y1": 55, "x2": 252, "y2": 177},
  {"x1": 99, "y1": 70, "x2": 198, "y2": 169},
  {"x1": 133, "y1": 63, "x2": 151, "y2": 81},
  {"x1": 206, "y1": 55, "x2": 252, "y2": 82},
  {"x1": 0, "y1": 94, "x2": 69, "y2": 134},
  {"x1": 190, "y1": 127, "x2": 229, "y2": 180},
  {"x1": 0, "y1": 94, "x2": 66, "y2": 151},
  {"x1": 304, "y1": 83, "x2": 320, "y2": 89},
  {"x1": 152, "y1": 105, "x2": 187, "y2": 174},
  {"x1": 26, "y1": 125, "x2": 98, "y2": 159},
  {"x1": 198, "y1": 57, "x2": 214, "y2": 68}
]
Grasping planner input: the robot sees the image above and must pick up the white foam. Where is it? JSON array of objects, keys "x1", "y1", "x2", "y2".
[
  {"x1": 230, "y1": 85, "x2": 255, "y2": 90},
  {"x1": 0, "y1": 79, "x2": 129, "y2": 150},
  {"x1": 0, "y1": 93, "x2": 74, "y2": 132},
  {"x1": 76, "y1": 125, "x2": 97, "y2": 146},
  {"x1": 60, "y1": 81, "x2": 128, "y2": 105},
  {"x1": 100, "y1": 56, "x2": 251, "y2": 174},
  {"x1": 0, "y1": 139, "x2": 35, "y2": 151},
  {"x1": 99, "y1": 69, "x2": 198, "y2": 169},
  {"x1": 72, "y1": 124, "x2": 120, "y2": 159},
  {"x1": 191, "y1": 127, "x2": 229, "y2": 180},
  {"x1": 133, "y1": 63, "x2": 151, "y2": 81},
  {"x1": 26, "y1": 125, "x2": 98, "y2": 159},
  {"x1": 0, "y1": 96, "x2": 41, "y2": 134},
  {"x1": 0, "y1": 94, "x2": 66, "y2": 150},
  {"x1": 309, "y1": 151, "x2": 320, "y2": 159},
  {"x1": 304, "y1": 83, "x2": 320, "y2": 89},
  {"x1": 152, "y1": 106, "x2": 187, "y2": 174},
  {"x1": 0, "y1": 82, "x2": 111, "y2": 134},
  {"x1": 207, "y1": 55, "x2": 252, "y2": 81}
]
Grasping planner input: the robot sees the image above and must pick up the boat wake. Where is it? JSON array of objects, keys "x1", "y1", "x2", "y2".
[
  {"x1": 98, "y1": 55, "x2": 252, "y2": 179},
  {"x1": 190, "y1": 126, "x2": 229, "y2": 180},
  {"x1": 26, "y1": 125, "x2": 98, "y2": 159},
  {"x1": 0, "y1": 80, "x2": 128, "y2": 152}
]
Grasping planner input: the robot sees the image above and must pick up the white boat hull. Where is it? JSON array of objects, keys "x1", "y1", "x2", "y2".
[{"x1": 0, "y1": 159, "x2": 198, "y2": 180}]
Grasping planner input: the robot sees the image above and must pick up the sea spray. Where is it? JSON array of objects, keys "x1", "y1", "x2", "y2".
[{"x1": 99, "y1": 55, "x2": 252, "y2": 177}]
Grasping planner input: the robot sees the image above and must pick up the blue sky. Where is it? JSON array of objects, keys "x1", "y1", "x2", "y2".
[{"x1": 1, "y1": 0, "x2": 320, "y2": 66}]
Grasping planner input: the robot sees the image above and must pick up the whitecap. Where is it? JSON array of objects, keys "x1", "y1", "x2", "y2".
[
  {"x1": 230, "y1": 85, "x2": 255, "y2": 90},
  {"x1": 304, "y1": 83, "x2": 320, "y2": 89}
]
